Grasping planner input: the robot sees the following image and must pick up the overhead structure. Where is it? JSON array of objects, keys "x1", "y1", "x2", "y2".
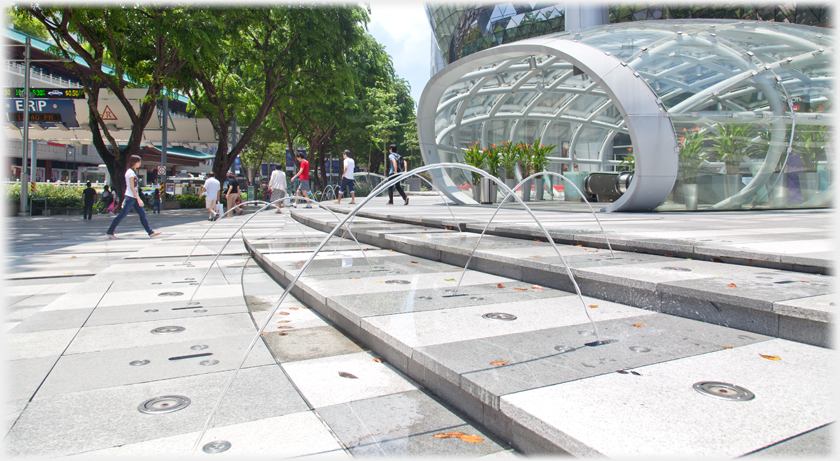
[{"x1": 418, "y1": 19, "x2": 832, "y2": 211}]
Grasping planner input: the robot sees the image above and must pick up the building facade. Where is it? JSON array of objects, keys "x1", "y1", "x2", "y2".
[{"x1": 420, "y1": 3, "x2": 832, "y2": 211}]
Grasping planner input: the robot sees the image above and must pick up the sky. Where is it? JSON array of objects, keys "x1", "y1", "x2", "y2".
[{"x1": 365, "y1": 1, "x2": 433, "y2": 110}]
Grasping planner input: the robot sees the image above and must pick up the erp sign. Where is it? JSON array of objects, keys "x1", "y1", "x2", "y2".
[{"x1": 6, "y1": 99, "x2": 79, "y2": 127}]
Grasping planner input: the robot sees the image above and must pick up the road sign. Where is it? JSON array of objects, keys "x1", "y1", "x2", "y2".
[
  {"x1": 30, "y1": 182, "x2": 35, "y2": 193},
  {"x1": 157, "y1": 166, "x2": 166, "y2": 175}
]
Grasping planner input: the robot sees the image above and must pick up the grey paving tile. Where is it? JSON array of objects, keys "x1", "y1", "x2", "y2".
[
  {"x1": 262, "y1": 325, "x2": 364, "y2": 363},
  {"x1": 348, "y1": 423, "x2": 507, "y2": 457},
  {"x1": 35, "y1": 333, "x2": 274, "y2": 397},
  {"x1": 4, "y1": 399, "x2": 29, "y2": 438},
  {"x1": 5, "y1": 365, "x2": 309, "y2": 457},
  {"x1": 317, "y1": 390, "x2": 467, "y2": 448},
  {"x1": 83, "y1": 295, "x2": 247, "y2": 326},
  {"x1": 416, "y1": 313, "x2": 773, "y2": 408},
  {"x1": 5, "y1": 328, "x2": 78, "y2": 360},
  {"x1": 6, "y1": 356, "x2": 60, "y2": 401},
  {"x1": 8, "y1": 308, "x2": 94, "y2": 333},
  {"x1": 745, "y1": 424, "x2": 833, "y2": 457}
]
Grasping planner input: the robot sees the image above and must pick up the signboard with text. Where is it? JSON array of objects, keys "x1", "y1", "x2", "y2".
[
  {"x1": 5, "y1": 99, "x2": 79, "y2": 127},
  {"x1": 5, "y1": 88, "x2": 85, "y2": 99}
]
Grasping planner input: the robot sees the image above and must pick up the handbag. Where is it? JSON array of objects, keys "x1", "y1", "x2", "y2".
[{"x1": 107, "y1": 202, "x2": 116, "y2": 213}]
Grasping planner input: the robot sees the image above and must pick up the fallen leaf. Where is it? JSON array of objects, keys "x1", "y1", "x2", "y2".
[
  {"x1": 531, "y1": 285, "x2": 544, "y2": 290},
  {"x1": 798, "y1": 280, "x2": 811, "y2": 283},
  {"x1": 70, "y1": 256, "x2": 76, "y2": 258},
  {"x1": 631, "y1": 323, "x2": 646, "y2": 328},
  {"x1": 760, "y1": 354, "x2": 781, "y2": 361},
  {"x1": 260, "y1": 332, "x2": 266, "y2": 335},
  {"x1": 301, "y1": 306, "x2": 309, "y2": 309},
  {"x1": 277, "y1": 332, "x2": 288, "y2": 336},
  {"x1": 277, "y1": 326, "x2": 293, "y2": 329},
  {"x1": 514, "y1": 287, "x2": 528, "y2": 291},
  {"x1": 349, "y1": 277, "x2": 359, "y2": 279},
  {"x1": 433, "y1": 431, "x2": 466, "y2": 439},
  {"x1": 830, "y1": 302, "x2": 836, "y2": 306},
  {"x1": 376, "y1": 281, "x2": 385, "y2": 283},
  {"x1": 389, "y1": 249, "x2": 395, "y2": 252},
  {"x1": 338, "y1": 371, "x2": 358, "y2": 379},
  {"x1": 289, "y1": 307, "x2": 298, "y2": 310},
  {"x1": 458, "y1": 435, "x2": 484, "y2": 443},
  {"x1": 490, "y1": 360, "x2": 509, "y2": 366},
  {"x1": 722, "y1": 346, "x2": 733, "y2": 349},
  {"x1": 727, "y1": 283, "x2": 737, "y2": 288},
  {"x1": 529, "y1": 255, "x2": 541, "y2": 258},
  {"x1": 373, "y1": 358, "x2": 383, "y2": 363},
  {"x1": 411, "y1": 261, "x2": 418, "y2": 264},
  {"x1": 279, "y1": 312, "x2": 290, "y2": 316},
  {"x1": 445, "y1": 278, "x2": 456, "y2": 282},
  {"x1": 533, "y1": 239, "x2": 541, "y2": 242},
  {"x1": 424, "y1": 229, "x2": 428, "y2": 231},
  {"x1": 589, "y1": 304, "x2": 598, "y2": 308},
  {"x1": 497, "y1": 283, "x2": 505, "y2": 288},
  {"x1": 421, "y1": 237, "x2": 429, "y2": 239},
  {"x1": 616, "y1": 370, "x2": 628, "y2": 374},
  {"x1": 630, "y1": 371, "x2": 641, "y2": 376},
  {"x1": 277, "y1": 320, "x2": 290, "y2": 323}
]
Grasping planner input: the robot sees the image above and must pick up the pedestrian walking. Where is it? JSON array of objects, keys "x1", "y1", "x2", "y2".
[
  {"x1": 290, "y1": 152, "x2": 311, "y2": 208},
  {"x1": 105, "y1": 155, "x2": 162, "y2": 239},
  {"x1": 224, "y1": 172, "x2": 241, "y2": 218},
  {"x1": 333, "y1": 149, "x2": 356, "y2": 205},
  {"x1": 152, "y1": 187, "x2": 161, "y2": 214},
  {"x1": 268, "y1": 163, "x2": 287, "y2": 213},
  {"x1": 387, "y1": 144, "x2": 409, "y2": 205},
  {"x1": 201, "y1": 172, "x2": 222, "y2": 221},
  {"x1": 82, "y1": 181, "x2": 96, "y2": 220}
]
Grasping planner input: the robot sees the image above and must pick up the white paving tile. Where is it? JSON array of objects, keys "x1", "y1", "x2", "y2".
[
  {"x1": 501, "y1": 339, "x2": 835, "y2": 458},
  {"x1": 65, "y1": 411, "x2": 342, "y2": 457},
  {"x1": 5, "y1": 329, "x2": 78, "y2": 360},
  {"x1": 282, "y1": 351, "x2": 419, "y2": 408}
]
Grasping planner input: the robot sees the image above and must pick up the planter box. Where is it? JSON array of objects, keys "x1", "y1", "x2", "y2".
[{"x1": 164, "y1": 200, "x2": 181, "y2": 210}]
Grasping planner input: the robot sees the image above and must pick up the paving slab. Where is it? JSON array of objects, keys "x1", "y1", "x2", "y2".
[
  {"x1": 281, "y1": 351, "x2": 420, "y2": 408},
  {"x1": 500, "y1": 339, "x2": 834, "y2": 458},
  {"x1": 5, "y1": 365, "x2": 309, "y2": 457},
  {"x1": 261, "y1": 325, "x2": 365, "y2": 363}
]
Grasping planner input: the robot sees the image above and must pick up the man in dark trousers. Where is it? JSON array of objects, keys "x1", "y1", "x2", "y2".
[
  {"x1": 82, "y1": 182, "x2": 97, "y2": 220},
  {"x1": 387, "y1": 144, "x2": 408, "y2": 205}
]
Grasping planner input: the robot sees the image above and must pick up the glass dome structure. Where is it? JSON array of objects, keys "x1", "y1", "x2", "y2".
[{"x1": 417, "y1": 19, "x2": 833, "y2": 211}]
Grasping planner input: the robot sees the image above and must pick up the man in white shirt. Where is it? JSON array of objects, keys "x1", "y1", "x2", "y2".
[
  {"x1": 334, "y1": 150, "x2": 356, "y2": 205},
  {"x1": 201, "y1": 172, "x2": 222, "y2": 221},
  {"x1": 268, "y1": 163, "x2": 287, "y2": 213}
]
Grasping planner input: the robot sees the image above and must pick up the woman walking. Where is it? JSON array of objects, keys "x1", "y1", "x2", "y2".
[{"x1": 106, "y1": 155, "x2": 162, "y2": 239}]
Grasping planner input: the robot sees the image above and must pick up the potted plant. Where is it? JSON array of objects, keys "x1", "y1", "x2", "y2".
[
  {"x1": 462, "y1": 141, "x2": 488, "y2": 203},
  {"x1": 517, "y1": 142, "x2": 533, "y2": 201},
  {"x1": 499, "y1": 141, "x2": 519, "y2": 196},
  {"x1": 531, "y1": 138, "x2": 556, "y2": 201},
  {"x1": 712, "y1": 123, "x2": 753, "y2": 199},
  {"x1": 678, "y1": 127, "x2": 706, "y2": 210},
  {"x1": 756, "y1": 124, "x2": 788, "y2": 207},
  {"x1": 794, "y1": 124, "x2": 828, "y2": 201},
  {"x1": 484, "y1": 143, "x2": 501, "y2": 204}
]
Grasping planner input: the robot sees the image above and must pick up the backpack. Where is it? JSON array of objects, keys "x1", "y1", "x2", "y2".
[{"x1": 392, "y1": 152, "x2": 405, "y2": 173}]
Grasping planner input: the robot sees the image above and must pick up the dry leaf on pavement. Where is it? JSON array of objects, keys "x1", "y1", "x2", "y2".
[
  {"x1": 531, "y1": 285, "x2": 544, "y2": 290},
  {"x1": 589, "y1": 304, "x2": 598, "y2": 308},
  {"x1": 338, "y1": 371, "x2": 359, "y2": 379},
  {"x1": 728, "y1": 283, "x2": 737, "y2": 288},
  {"x1": 497, "y1": 283, "x2": 505, "y2": 288},
  {"x1": 279, "y1": 312, "x2": 290, "y2": 316},
  {"x1": 372, "y1": 358, "x2": 383, "y2": 363},
  {"x1": 631, "y1": 323, "x2": 645, "y2": 327},
  {"x1": 514, "y1": 287, "x2": 528, "y2": 291},
  {"x1": 760, "y1": 354, "x2": 781, "y2": 361},
  {"x1": 722, "y1": 346, "x2": 733, "y2": 349},
  {"x1": 490, "y1": 360, "x2": 509, "y2": 366}
]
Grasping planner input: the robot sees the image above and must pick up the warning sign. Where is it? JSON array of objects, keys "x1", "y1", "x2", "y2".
[{"x1": 101, "y1": 105, "x2": 118, "y2": 121}]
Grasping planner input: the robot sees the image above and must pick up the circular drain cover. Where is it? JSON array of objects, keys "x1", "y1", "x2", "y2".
[
  {"x1": 629, "y1": 346, "x2": 651, "y2": 353},
  {"x1": 203, "y1": 441, "x2": 231, "y2": 454},
  {"x1": 470, "y1": 297, "x2": 484, "y2": 301},
  {"x1": 130, "y1": 360, "x2": 150, "y2": 366},
  {"x1": 158, "y1": 292, "x2": 184, "y2": 297},
  {"x1": 662, "y1": 267, "x2": 691, "y2": 272},
  {"x1": 144, "y1": 309, "x2": 159, "y2": 313},
  {"x1": 418, "y1": 296, "x2": 432, "y2": 300},
  {"x1": 384, "y1": 280, "x2": 411, "y2": 285},
  {"x1": 151, "y1": 326, "x2": 185, "y2": 334},
  {"x1": 693, "y1": 381, "x2": 755, "y2": 401},
  {"x1": 191, "y1": 345, "x2": 209, "y2": 351},
  {"x1": 200, "y1": 360, "x2": 219, "y2": 366},
  {"x1": 482, "y1": 313, "x2": 517, "y2": 321},
  {"x1": 138, "y1": 395, "x2": 191, "y2": 414}
]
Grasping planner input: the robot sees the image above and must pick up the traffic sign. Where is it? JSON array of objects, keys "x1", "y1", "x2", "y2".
[
  {"x1": 29, "y1": 182, "x2": 35, "y2": 193},
  {"x1": 157, "y1": 166, "x2": 166, "y2": 175}
]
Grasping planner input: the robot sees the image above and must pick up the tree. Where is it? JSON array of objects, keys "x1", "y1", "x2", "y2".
[
  {"x1": 21, "y1": 6, "x2": 189, "y2": 197},
  {"x1": 238, "y1": 112, "x2": 288, "y2": 184},
  {"x1": 174, "y1": 6, "x2": 368, "y2": 181}
]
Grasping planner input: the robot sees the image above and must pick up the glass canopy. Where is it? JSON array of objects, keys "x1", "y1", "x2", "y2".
[{"x1": 417, "y1": 19, "x2": 832, "y2": 211}]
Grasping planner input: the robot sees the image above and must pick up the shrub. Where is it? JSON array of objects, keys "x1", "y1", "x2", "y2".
[{"x1": 175, "y1": 194, "x2": 205, "y2": 209}]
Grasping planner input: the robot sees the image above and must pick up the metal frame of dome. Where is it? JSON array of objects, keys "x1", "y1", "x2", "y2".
[{"x1": 417, "y1": 19, "x2": 832, "y2": 212}]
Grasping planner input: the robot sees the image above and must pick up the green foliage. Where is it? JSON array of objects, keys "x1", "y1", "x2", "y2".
[
  {"x1": 499, "y1": 141, "x2": 518, "y2": 178},
  {"x1": 712, "y1": 123, "x2": 754, "y2": 174},
  {"x1": 461, "y1": 142, "x2": 488, "y2": 184},
  {"x1": 8, "y1": 8, "x2": 50, "y2": 41},
  {"x1": 175, "y1": 194, "x2": 205, "y2": 209},
  {"x1": 530, "y1": 138, "x2": 556, "y2": 173},
  {"x1": 515, "y1": 142, "x2": 533, "y2": 176},
  {"x1": 485, "y1": 143, "x2": 501, "y2": 178},
  {"x1": 794, "y1": 125, "x2": 829, "y2": 173},
  {"x1": 678, "y1": 127, "x2": 707, "y2": 183}
]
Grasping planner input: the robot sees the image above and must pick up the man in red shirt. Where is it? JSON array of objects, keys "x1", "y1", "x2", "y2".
[{"x1": 290, "y1": 152, "x2": 312, "y2": 208}]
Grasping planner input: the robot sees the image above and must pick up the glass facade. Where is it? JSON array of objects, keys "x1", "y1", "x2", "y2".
[{"x1": 418, "y1": 19, "x2": 832, "y2": 211}]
